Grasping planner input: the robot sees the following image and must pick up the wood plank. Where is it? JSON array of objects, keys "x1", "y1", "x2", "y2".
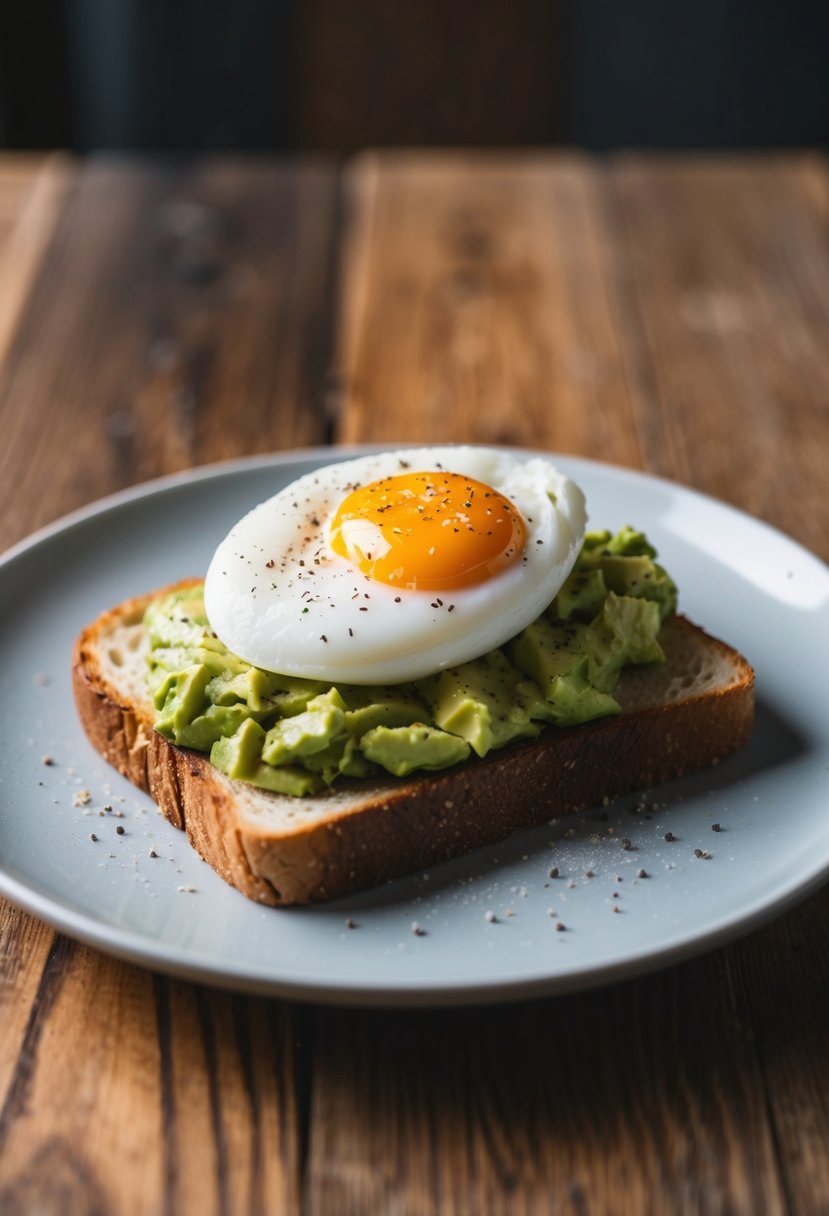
[
  {"x1": 0, "y1": 155, "x2": 72, "y2": 373},
  {"x1": 729, "y1": 893, "x2": 829, "y2": 1214},
  {"x1": 306, "y1": 956, "x2": 785, "y2": 1215},
  {"x1": 153, "y1": 980, "x2": 304, "y2": 1216},
  {"x1": 606, "y1": 154, "x2": 829, "y2": 559},
  {"x1": 337, "y1": 152, "x2": 643, "y2": 463},
  {"x1": 0, "y1": 157, "x2": 340, "y2": 550},
  {"x1": 0, "y1": 906, "x2": 57, "y2": 1132},
  {"x1": 0, "y1": 156, "x2": 55, "y2": 252},
  {"x1": 0, "y1": 950, "x2": 302, "y2": 1214}
]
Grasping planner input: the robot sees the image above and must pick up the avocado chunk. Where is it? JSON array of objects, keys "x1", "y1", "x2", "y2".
[
  {"x1": 170, "y1": 704, "x2": 253, "y2": 751},
  {"x1": 203, "y1": 665, "x2": 325, "y2": 717},
  {"x1": 210, "y1": 716, "x2": 265, "y2": 776},
  {"x1": 244, "y1": 762, "x2": 324, "y2": 796},
  {"x1": 266, "y1": 675, "x2": 329, "y2": 718},
  {"x1": 261, "y1": 689, "x2": 346, "y2": 766},
  {"x1": 586, "y1": 592, "x2": 664, "y2": 692},
  {"x1": 360, "y1": 724, "x2": 470, "y2": 776},
  {"x1": 597, "y1": 556, "x2": 676, "y2": 621},
  {"x1": 154, "y1": 663, "x2": 212, "y2": 735},
  {"x1": 207, "y1": 666, "x2": 285, "y2": 713},
  {"x1": 581, "y1": 528, "x2": 613, "y2": 551},
  {"x1": 552, "y1": 566, "x2": 608, "y2": 622},
  {"x1": 154, "y1": 663, "x2": 262, "y2": 749},
  {"x1": 211, "y1": 719, "x2": 323, "y2": 795},
  {"x1": 508, "y1": 619, "x2": 621, "y2": 725},
  {"x1": 557, "y1": 527, "x2": 677, "y2": 622},
  {"x1": 604, "y1": 525, "x2": 657, "y2": 558},
  {"x1": 419, "y1": 651, "x2": 541, "y2": 757},
  {"x1": 340, "y1": 684, "x2": 431, "y2": 736},
  {"x1": 144, "y1": 589, "x2": 209, "y2": 649},
  {"x1": 301, "y1": 733, "x2": 378, "y2": 783}
]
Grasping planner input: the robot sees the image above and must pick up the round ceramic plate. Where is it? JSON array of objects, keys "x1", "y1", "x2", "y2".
[{"x1": 1, "y1": 449, "x2": 827, "y2": 1007}]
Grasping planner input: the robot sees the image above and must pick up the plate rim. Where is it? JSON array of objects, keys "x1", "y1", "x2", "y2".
[{"x1": 3, "y1": 845, "x2": 829, "y2": 1008}]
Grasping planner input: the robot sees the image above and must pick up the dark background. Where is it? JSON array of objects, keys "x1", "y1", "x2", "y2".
[{"x1": 1, "y1": 0, "x2": 828, "y2": 152}]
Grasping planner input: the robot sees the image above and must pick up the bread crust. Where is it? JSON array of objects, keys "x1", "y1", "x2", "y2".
[{"x1": 72, "y1": 590, "x2": 755, "y2": 905}]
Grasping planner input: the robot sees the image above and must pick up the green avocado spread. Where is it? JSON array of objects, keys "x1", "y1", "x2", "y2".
[{"x1": 145, "y1": 528, "x2": 677, "y2": 796}]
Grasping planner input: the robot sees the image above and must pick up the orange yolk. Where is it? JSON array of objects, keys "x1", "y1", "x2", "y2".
[{"x1": 328, "y1": 471, "x2": 527, "y2": 591}]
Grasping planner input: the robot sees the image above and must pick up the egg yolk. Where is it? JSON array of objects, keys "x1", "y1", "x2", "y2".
[{"x1": 328, "y1": 471, "x2": 527, "y2": 590}]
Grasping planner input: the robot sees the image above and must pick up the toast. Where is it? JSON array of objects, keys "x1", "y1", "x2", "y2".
[{"x1": 72, "y1": 584, "x2": 754, "y2": 905}]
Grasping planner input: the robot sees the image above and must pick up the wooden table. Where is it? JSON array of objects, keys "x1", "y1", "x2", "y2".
[{"x1": 1, "y1": 151, "x2": 828, "y2": 1214}]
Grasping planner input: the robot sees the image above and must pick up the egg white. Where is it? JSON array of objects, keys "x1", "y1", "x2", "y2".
[{"x1": 203, "y1": 447, "x2": 587, "y2": 684}]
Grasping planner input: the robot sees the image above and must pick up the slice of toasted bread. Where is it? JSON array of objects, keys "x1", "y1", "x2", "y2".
[{"x1": 72, "y1": 584, "x2": 755, "y2": 905}]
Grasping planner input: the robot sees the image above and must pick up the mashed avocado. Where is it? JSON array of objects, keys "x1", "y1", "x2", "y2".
[{"x1": 146, "y1": 530, "x2": 677, "y2": 795}]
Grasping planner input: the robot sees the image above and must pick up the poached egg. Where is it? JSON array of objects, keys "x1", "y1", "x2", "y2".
[{"x1": 204, "y1": 447, "x2": 586, "y2": 684}]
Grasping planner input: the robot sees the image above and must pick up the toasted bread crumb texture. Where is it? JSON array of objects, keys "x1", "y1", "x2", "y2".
[{"x1": 72, "y1": 585, "x2": 754, "y2": 905}]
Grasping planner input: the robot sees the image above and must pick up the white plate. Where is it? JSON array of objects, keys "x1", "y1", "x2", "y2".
[{"x1": 1, "y1": 449, "x2": 828, "y2": 1007}]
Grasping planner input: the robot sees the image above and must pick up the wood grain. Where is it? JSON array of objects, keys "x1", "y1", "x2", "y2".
[
  {"x1": 0, "y1": 155, "x2": 71, "y2": 373},
  {"x1": 605, "y1": 155, "x2": 829, "y2": 559},
  {"x1": 0, "y1": 951, "x2": 302, "y2": 1214},
  {"x1": 307, "y1": 957, "x2": 787, "y2": 1215},
  {"x1": 731, "y1": 895, "x2": 829, "y2": 1215},
  {"x1": 0, "y1": 157, "x2": 339, "y2": 551},
  {"x1": 337, "y1": 152, "x2": 644, "y2": 462}
]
